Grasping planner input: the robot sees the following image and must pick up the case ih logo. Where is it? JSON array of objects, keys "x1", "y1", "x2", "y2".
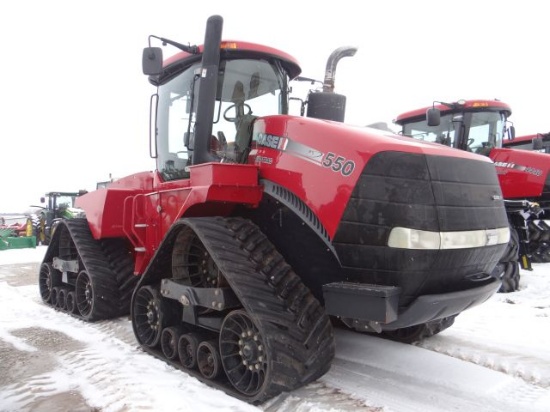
[
  {"x1": 256, "y1": 133, "x2": 288, "y2": 150},
  {"x1": 494, "y1": 161, "x2": 543, "y2": 177},
  {"x1": 255, "y1": 132, "x2": 355, "y2": 176}
]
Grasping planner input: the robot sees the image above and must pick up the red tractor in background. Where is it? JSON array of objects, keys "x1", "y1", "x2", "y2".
[
  {"x1": 394, "y1": 99, "x2": 550, "y2": 292},
  {"x1": 39, "y1": 17, "x2": 511, "y2": 403},
  {"x1": 502, "y1": 132, "x2": 550, "y2": 258},
  {"x1": 502, "y1": 132, "x2": 550, "y2": 153}
]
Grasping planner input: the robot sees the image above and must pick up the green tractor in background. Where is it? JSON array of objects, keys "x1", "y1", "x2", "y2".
[{"x1": 32, "y1": 191, "x2": 87, "y2": 245}]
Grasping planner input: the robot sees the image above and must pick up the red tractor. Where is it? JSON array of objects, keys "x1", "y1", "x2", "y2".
[
  {"x1": 502, "y1": 132, "x2": 550, "y2": 153},
  {"x1": 502, "y1": 132, "x2": 550, "y2": 259},
  {"x1": 394, "y1": 99, "x2": 550, "y2": 291},
  {"x1": 39, "y1": 17, "x2": 511, "y2": 403}
]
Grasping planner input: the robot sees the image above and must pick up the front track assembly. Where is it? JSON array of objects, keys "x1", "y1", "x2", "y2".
[{"x1": 131, "y1": 217, "x2": 335, "y2": 404}]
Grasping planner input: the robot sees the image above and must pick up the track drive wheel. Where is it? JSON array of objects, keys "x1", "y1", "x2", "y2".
[
  {"x1": 220, "y1": 309, "x2": 267, "y2": 397},
  {"x1": 39, "y1": 262, "x2": 61, "y2": 303}
]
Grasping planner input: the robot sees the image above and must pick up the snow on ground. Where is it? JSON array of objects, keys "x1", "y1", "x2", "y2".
[
  {"x1": 0, "y1": 246, "x2": 47, "y2": 266},
  {"x1": 0, "y1": 246, "x2": 549, "y2": 412}
]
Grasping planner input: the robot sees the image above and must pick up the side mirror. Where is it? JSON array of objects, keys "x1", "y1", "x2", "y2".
[
  {"x1": 142, "y1": 47, "x2": 163, "y2": 75},
  {"x1": 426, "y1": 108, "x2": 441, "y2": 127},
  {"x1": 532, "y1": 137, "x2": 543, "y2": 150},
  {"x1": 508, "y1": 125, "x2": 516, "y2": 140},
  {"x1": 40, "y1": 197, "x2": 45, "y2": 203}
]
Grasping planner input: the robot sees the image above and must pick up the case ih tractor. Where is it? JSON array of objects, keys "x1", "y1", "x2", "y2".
[
  {"x1": 503, "y1": 132, "x2": 550, "y2": 153},
  {"x1": 502, "y1": 132, "x2": 550, "y2": 260},
  {"x1": 39, "y1": 17, "x2": 511, "y2": 403},
  {"x1": 394, "y1": 99, "x2": 550, "y2": 291}
]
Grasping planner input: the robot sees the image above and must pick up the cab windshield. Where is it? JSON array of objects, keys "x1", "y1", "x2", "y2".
[
  {"x1": 402, "y1": 111, "x2": 507, "y2": 153},
  {"x1": 156, "y1": 58, "x2": 288, "y2": 181}
]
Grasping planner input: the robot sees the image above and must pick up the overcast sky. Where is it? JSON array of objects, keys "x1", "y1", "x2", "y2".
[{"x1": 1, "y1": 0, "x2": 548, "y2": 212}]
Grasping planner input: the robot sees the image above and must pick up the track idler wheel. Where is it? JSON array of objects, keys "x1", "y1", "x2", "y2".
[
  {"x1": 219, "y1": 309, "x2": 267, "y2": 397},
  {"x1": 197, "y1": 340, "x2": 222, "y2": 380},
  {"x1": 178, "y1": 333, "x2": 201, "y2": 369},
  {"x1": 39, "y1": 262, "x2": 61, "y2": 304},
  {"x1": 133, "y1": 285, "x2": 178, "y2": 348},
  {"x1": 161, "y1": 326, "x2": 185, "y2": 360},
  {"x1": 75, "y1": 270, "x2": 95, "y2": 320}
]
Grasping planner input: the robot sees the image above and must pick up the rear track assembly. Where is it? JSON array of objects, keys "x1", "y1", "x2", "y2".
[{"x1": 39, "y1": 218, "x2": 137, "y2": 321}]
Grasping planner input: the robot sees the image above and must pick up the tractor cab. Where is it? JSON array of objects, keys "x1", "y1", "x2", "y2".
[
  {"x1": 144, "y1": 35, "x2": 301, "y2": 182},
  {"x1": 395, "y1": 99, "x2": 513, "y2": 154}
]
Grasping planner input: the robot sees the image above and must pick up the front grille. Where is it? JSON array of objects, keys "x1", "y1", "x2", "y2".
[{"x1": 332, "y1": 151, "x2": 508, "y2": 305}]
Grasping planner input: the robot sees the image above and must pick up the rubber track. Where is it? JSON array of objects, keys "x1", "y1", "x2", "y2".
[
  {"x1": 496, "y1": 227, "x2": 520, "y2": 293},
  {"x1": 43, "y1": 218, "x2": 121, "y2": 321},
  {"x1": 99, "y1": 238, "x2": 139, "y2": 316},
  {"x1": 529, "y1": 221, "x2": 550, "y2": 262},
  {"x1": 140, "y1": 216, "x2": 335, "y2": 404}
]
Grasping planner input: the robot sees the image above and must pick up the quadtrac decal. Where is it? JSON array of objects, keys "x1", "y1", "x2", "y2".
[
  {"x1": 494, "y1": 161, "x2": 543, "y2": 177},
  {"x1": 255, "y1": 132, "x2": 356, "y2": 177}
]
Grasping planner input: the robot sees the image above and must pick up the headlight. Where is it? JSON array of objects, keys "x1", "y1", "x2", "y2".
[{"x1": 388, "y1": 227, "x2": 510, "y2": 250}]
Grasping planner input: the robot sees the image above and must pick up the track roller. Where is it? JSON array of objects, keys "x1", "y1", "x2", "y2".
[
  {"x1": 57, "y1": 288, "x2": 68, "y2": 311},
  {"x1": 178, "y1": 333, "x2": 201, "y2": 369},
  {"x1": 66, "y1": 291, "x2": 77, "y2": 314},
  {"x1": 161, "y1": 326, "x2": 185, "y2": 360},
  {"x1": 51, "y1": 286, "x2": 59, "y2": 307},
  {"x1": 197, "y1": 340, "x2": 222, "y2": 380}
]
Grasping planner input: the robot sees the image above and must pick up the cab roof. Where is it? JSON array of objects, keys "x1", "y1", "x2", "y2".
[
  {"x1": 161, "y1": 40, "x2": 301, "y2": 81},
  {"x1": 394, "y1": 99, "x2": 512, "y2": 125}
]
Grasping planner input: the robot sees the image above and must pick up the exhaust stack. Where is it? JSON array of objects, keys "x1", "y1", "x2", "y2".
[
  {"x1": 306, "y1": 46, "x2": 357, "y2": 122},
  {"x1": 192, "y1": 15, "x2": 224, "y2": 165}
]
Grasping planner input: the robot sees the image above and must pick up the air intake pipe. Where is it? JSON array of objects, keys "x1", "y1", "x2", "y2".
[{"x1": 306, "y1": 46, "x2": 357, "y2": 122}]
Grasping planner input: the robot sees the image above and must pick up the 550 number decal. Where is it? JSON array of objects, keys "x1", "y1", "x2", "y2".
[{"x1": 322, "y1": 152, "x2": 355, "y2": 176}]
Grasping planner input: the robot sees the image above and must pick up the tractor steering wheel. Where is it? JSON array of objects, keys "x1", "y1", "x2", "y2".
[{"x1": 223, "y1": 103, "x2": 252, "y2": 122}]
